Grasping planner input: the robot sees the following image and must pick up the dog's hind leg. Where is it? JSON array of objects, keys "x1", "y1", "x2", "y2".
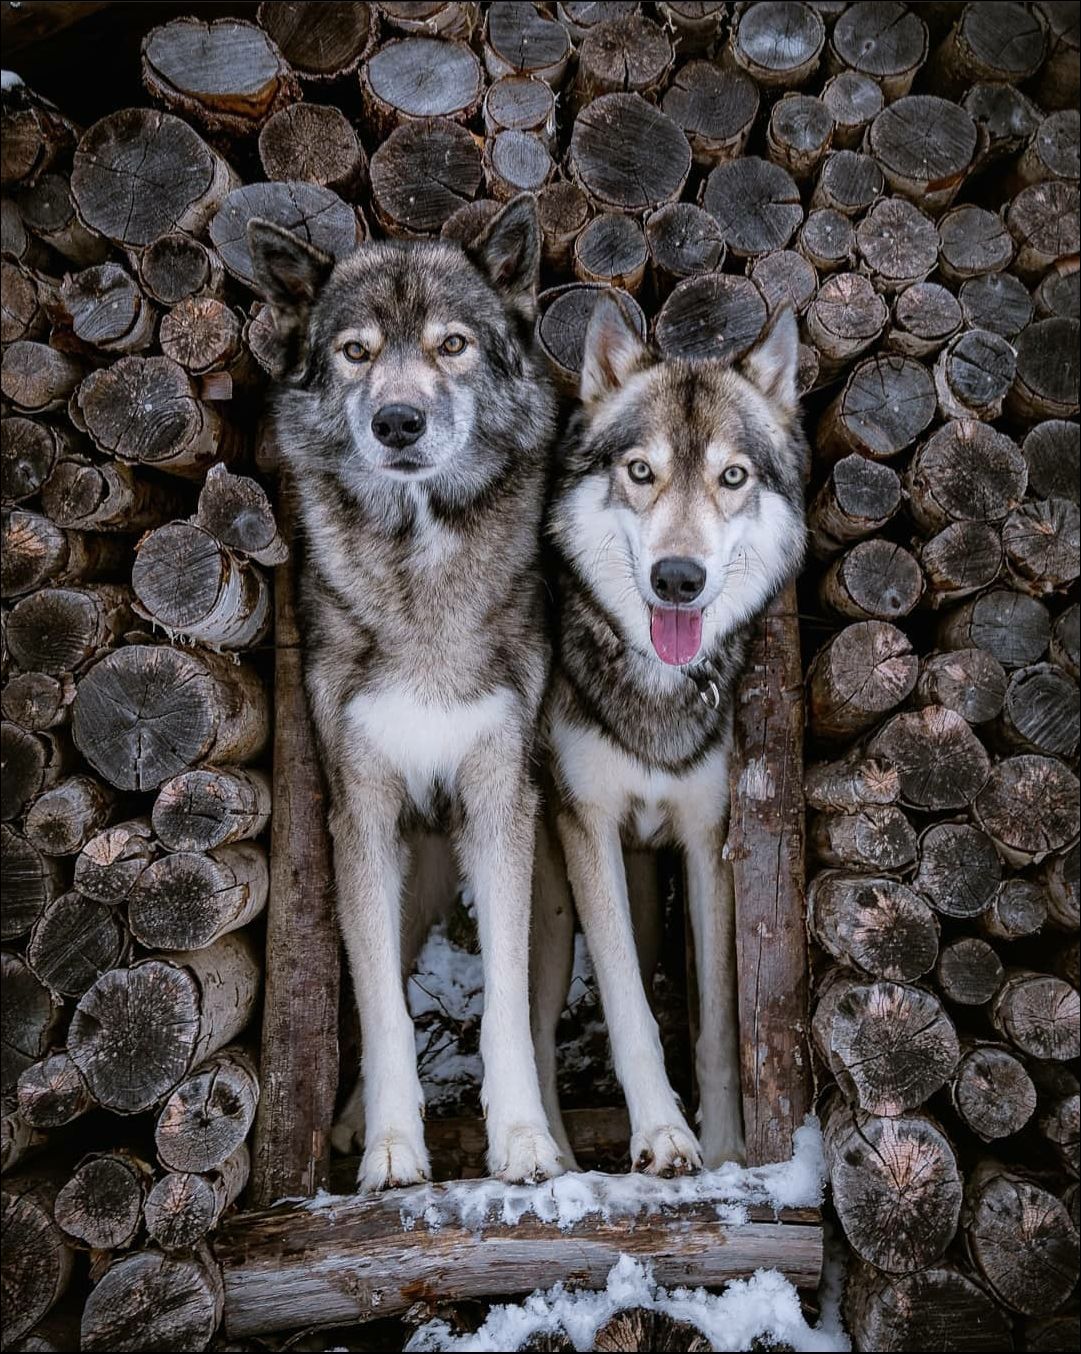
[
  {"x1": 457, "y1": 741, "x2": 564, "y2": 1183},
  {"x1": 678, "y1": 816, "x2": 746, "y2": 1169},
  {"x1": 530, "y1": 814, "x2": 578, "y2": 1172},
  {"x1": 559, "y1": 809, "x2": 702, "y2": 1177},
  {"x1": 331, "y1": 778, "x2": 431, "y2": 1192}
]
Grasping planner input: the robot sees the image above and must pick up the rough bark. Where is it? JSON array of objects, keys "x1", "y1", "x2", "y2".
[
  {"x1": 661, "y1": 62, "x2": 758, "y2": 167},
  {"x1": 813, "y1": 968, "x2": 959, "y2": 1116},
  {"x1": 807, "y1": 871, "x2": 938, "y2": 982},
  {"x1": 0, "y1": 342, "x2": 87, "y2": 416},
  {"x1": 570, "y1": 94, "x2": 690, "y2": 213},
  {"x1": 74, "y1": 817, "x2": 157, "y2": 905},
  {"x1": 72, "y1": 644, "x2": 269, "y2": 793},
  {"x1": 72, "y1": 109, "x2": 238, "y2": 249},
  {"x1": 809, "y1": 804, "x2": 918, "y2": 873},
  {"x1": 53, "y1": 1149, "x2": 153, "y2": 1251},
  {"x1": 912, "y1": 821, "x2": 1001, "y2": 920},
  {"x1": 369, "y1": 118, "x2": 483, "y2": 236},
  {"x1": 132, "y1": 522, "x2": 270, "y2": 650},
  {"x1": 989, "y1": 968, "x2": 1081, "y2": 1061},
  {"x1": 79, "y1": 1247, "x2": 224, "y2": 1353},
  {"x1": 949, "y1": 1044, "x2": 1037, "y2": 1142},
  {"x1": 155, "y1": 1046, "x2": 259, "y2": 1175},
  {"x1": 822, "y1": 1093, "x2": 962, "y2": 1274},
  {"x1": 963, "y1": 1162, "x2": 1080, "y2": 1317},
  {"x1": 67, "y1": 931, "x2": 262, "y2": 1113},
  {"x1": 141, "y1": 18, "x2": 300, "y2": 138},
  {"x1": 6, "y1": 585, "x2": 133, "y2": 675},
  {"x1": 0, "y1": 1177, "x2": 74, "y2": 1348},
  {"x1": 806, "y1": 620, "x2": 917, "y2": 740},
  {"x1": 803, "y1": 751, "x2": 900, "y2": 812},
  {"x1": 127, "y1": 843, "x2": 268, "y2": 952},
  {"x1": 807, "y1": 454, "x2": 900, "y2": 558},
  {"x1": 257, "y1": 1, "x2": 375, "y2": 79}
]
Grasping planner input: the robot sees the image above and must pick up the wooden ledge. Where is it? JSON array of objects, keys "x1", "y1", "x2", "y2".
[{"x1": 214, "y1": 1177, "x2": 822, "y2": 1337}]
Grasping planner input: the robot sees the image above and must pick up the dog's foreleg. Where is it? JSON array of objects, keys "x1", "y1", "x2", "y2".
[
  {"x1": 331, "y1": 781, "x2": 430, "y2": 1192},
  {"x1": 558, "y1": 809, "x2": 702, "y2": 1176},
  {"x1": 530, "y1": 813, "x2": 578, "y2": 1171},
  {"x1": 679, "y1": 819, "x2": 746, "y2": 1168},
  {"x1": 458, "y1": 746, "x2": 563, "y2": 1183}
]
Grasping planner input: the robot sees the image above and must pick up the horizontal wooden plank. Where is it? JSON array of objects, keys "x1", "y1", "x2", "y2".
[{"x1": 215, "y1": 1180, "x2": 822, "y2": 1336}]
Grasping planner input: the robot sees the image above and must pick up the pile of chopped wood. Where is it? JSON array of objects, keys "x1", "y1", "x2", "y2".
[{"x1": 1, "y1": 2, "x2": 1078, "y2": 1351}]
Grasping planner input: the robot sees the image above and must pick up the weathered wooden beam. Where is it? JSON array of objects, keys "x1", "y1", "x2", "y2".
[
  {"x1": 215, "y1": 1183, "x2": 822, "y2": 1337},
  {"x1": 248, "y1": 445, "x2": 339, "y2": 1208},
  {"x1": 727, "y1": 584, "x2": 811, "y2": 1166}
]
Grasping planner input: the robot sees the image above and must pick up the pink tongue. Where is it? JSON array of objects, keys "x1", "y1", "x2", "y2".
[{"x1": 650, "y1": 607, "x2": 703, "y2": 666}]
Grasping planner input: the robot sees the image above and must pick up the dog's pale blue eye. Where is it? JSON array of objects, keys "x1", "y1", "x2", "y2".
[
  {"x1": 722, "y1": 466, "x2": 748, "y2": 487},
  {"x1": 342, "y1": 341, "x2": 369, "y2": 363},
  {"x1": 441, "y1": 334, "x2": 467, "y2": 355},
  {"x1": 627, "y1": 459, "x2": 654, "y2": 484}
]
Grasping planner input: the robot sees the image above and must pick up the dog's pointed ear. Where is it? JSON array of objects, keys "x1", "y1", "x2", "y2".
[
  {"x1": 740, "y1": 305, "x2": 799, "y2": 417},
  {"x1": 469, "y1": 194, "x2": 541, "y2": 318},
  {"x1": 247, "y1": 218, "x2": 334, "y2": 312},
  {"x1": 580, "y1": 293, "x2": 649, "y2": 406}
]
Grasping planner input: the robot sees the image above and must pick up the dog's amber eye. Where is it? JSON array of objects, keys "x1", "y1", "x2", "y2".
[
  {"x1": 627, "y1": 459, "x2": 654, "y2": 484},
  {"x1": 721, "y1": 465, "x2": 748, "y2": 488},
  {"x1": 441, "y1": 334, "x2": 467, "y2": 355},
  {"x1": 342, "y1": 341, "x2": 369, "y2": 364}
]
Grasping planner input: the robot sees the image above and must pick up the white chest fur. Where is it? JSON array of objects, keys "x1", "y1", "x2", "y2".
[
  {"x1": 346, "y1": 685, "x2": 517, "y2": 809},
  {"x1": 550, "y1": 716, "x2": 731, "y2": 844}
]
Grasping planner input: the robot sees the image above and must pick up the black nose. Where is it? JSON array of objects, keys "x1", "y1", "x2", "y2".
[
  {"x1": 371, "y1": 404, "x2": 426, "y2": 449},
  {"x1": 651, "y1": 556, "x2": 706, "y2": 605}
]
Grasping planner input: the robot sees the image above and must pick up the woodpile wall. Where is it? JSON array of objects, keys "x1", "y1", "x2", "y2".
[{"x1": 1, "y1": 2, "x2": 1078, "y2": 1351}]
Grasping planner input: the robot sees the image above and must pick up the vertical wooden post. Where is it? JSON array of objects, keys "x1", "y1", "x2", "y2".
[
  {"x1": 249, "y1": 442, "x2": 339, "y2": 1207},
  {"x1": 728, "y1": 583, "x2": 812, "y2": 1165}
]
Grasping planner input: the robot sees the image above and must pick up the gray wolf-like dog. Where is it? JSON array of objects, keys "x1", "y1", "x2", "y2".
[
  {"x1": 530, "y1": 296, "x2": 807, "y2": 1175},
  {"x1": 248, "y1": 197, "x2": 568, "y2": 1191}
]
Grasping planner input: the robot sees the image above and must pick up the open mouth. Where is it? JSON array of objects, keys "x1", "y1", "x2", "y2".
[{"x1": 649, "y1": 606, "x2": 703, "y2": 666}]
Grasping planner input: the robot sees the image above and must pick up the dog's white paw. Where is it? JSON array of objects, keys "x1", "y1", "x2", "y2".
[
  {"x1": 489, "y1": 1122, "x2": 565, "y2": 1184},
  {"x1": 631, "y1": 1122, "x2": 703, "y2": 1177},
  {"x1": 357, "y1": 1128, "x2": 430, "y2": 1192}
]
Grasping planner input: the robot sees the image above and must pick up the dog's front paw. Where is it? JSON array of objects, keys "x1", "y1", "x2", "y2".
[
  {"x1": 489, "y1": 1122, "x2": 565, "y2": 1184},
  {"x1": 631, "y1": 1123, "x2": 703, "y2": 1178},
  {"x1": 357, "y1": 1128, "x2": 430, "y2": 1192}
]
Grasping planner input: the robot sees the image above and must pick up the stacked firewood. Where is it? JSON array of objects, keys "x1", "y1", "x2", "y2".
[{"x1": 2, "y1": 2, "x2": 1079, "y2": 1351}]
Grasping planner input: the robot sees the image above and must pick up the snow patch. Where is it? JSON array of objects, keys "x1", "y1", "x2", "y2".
[
  {"x1": 393, "y1": 1117, "x2": 824, "y2": 1233},
  {"x1": 1, "y1": 70, "x2": 25, "y2": 90},
  {"x1": 405, "y1": 1254, "x2": 849, "y2": 1353}
]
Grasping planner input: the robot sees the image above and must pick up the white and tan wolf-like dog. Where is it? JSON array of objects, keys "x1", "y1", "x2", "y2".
[{"x1": 531, "y1": 297, "x2": 807, "y2": 1176}]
